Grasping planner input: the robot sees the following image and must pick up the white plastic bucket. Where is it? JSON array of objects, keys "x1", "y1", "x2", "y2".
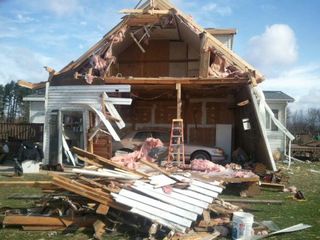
[{"x1": 232, "y1": 211, "x2": 254, "y2": 240}]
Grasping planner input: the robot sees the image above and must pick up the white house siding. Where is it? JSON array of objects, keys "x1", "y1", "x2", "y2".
[
  {"x1": 214, "y1": 35, "x2": 233, "y2": 50},
  {"x1": 265, "y1": 101, "x2": 287, "y2": 153}
]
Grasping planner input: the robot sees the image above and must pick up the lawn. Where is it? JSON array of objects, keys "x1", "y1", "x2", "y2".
[{"x1": 0, "y1": 161, "x2": 319, "y2": 239}]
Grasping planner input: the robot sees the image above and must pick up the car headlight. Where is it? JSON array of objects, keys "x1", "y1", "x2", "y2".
[{"x1": 211, "y1": 148, "x2": 224, "y2": 155}]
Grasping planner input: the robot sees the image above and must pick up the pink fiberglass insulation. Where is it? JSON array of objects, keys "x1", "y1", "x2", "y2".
[{"x1": 111, "y1": 138, "x2": 164, "y2": 169}]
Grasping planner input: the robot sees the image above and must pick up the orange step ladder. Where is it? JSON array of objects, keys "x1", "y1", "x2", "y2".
[{"x1": 167, "y1": 119, "x2": 185, "y2": 165}]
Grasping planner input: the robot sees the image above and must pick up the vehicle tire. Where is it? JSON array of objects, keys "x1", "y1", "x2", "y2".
[{"x1": 190, "y1": 151, "x2": 211, "y2": 161}]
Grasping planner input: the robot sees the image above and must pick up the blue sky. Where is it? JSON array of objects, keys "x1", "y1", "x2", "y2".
[{"x1": 0, "y1": 0, "x2": 319, "y2": 110}]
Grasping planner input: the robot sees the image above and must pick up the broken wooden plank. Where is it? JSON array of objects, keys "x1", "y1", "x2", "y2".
[
  {"x1": 260, "y1": 182, "x2": 285, "y2": 191},
  {"x1": 22, "y1": 226, "x2": 65, "y2": 231},
  {"x1": 199, "y1": 32, "x2": 210, "y2": 78},
  {"x1": 96, "y1": 204, "x2": 110, "y2": 215},
  {"x1": 104, "y1": 76, "x2": 249, "y2": 85},
  {"x1": 71, "y1": 147, "x2": 149, "y2": 178},
  {"x1": 93, "y1": 220, "x2": 106, "y2": 240},
  {"x1": 17, "y1": 80, "x2": 47, "y2": 90}
]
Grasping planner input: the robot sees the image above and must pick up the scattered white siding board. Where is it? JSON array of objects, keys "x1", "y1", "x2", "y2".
[
  {"x1": 136, "y1": 181, "x2": 210, "y2": 207},
  {"x1": 87, "y1": 104, "x2": 120, "y2": 141},
  {"x1": 172, "y1": 187, "x2": 218, "y2": 202},
  {"x1": 131, "y1": 208, "x2": 186, "y2": 233},
  {"x1": 72, "y1": 169, "x2": 139, "y2": 180},
  {"x1": 103, "y1": 93, "x2": 125, "y2": 129},
  {"x1": 118, "y1": 189, "x2": 198, "y2": 221},
  {"x1": 112, "y1": 194, "x2": 192, "y2": 227},
  {"x1": 172, "y1": 175, "x2": 223, "y2": 193},
  {"x1": 49, "y1": 85, "x2": 130, "y2": 92},
  {"x1": 132, "y1": 183, "x2": 203, "y2": 214},
  {"x1": 187, "y1": 185, "x2": 219, "y2": 198}
]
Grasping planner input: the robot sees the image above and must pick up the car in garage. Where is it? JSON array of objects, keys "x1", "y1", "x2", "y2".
[{"x1": 112, "y1": 129, "x2": 226, "y2": 163}]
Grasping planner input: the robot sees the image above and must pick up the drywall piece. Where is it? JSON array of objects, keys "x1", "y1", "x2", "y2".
[
  {"x1": 112, "y1": 194, "x2": 192, "y2": 227},
  {"x1": 216, "y1": 124, "x2": 232, "y2": 161},
  {"x1": 118, "y1": 189, "x2": 198, "y2": 221}
]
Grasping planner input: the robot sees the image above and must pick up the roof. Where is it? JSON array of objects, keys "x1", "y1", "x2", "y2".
[
  {"x1": 205, "y1": 28, "x2": 237, "y2": 35},
  {"x1": 52, "y1": 0, "x2": 264, "y2": 84},
  {"x1": 263, "y1": 91, "x2": 294, "y2": 102}
]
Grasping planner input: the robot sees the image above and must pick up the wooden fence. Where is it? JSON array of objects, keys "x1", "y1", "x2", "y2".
[{"x1": 0, "y1": 122, "x2": 44, "y2": 143}]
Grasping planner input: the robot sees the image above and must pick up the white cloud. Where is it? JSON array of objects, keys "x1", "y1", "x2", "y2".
[
  {"x1": 202, "y1": 3, "x2": 232, "y2": 16},
  {"x1": 261, "y1": 64, "x2": 320, "y2": 110},
  {"x1": 246, "y1": 24, "x2": 298, "y2": 72},
  {"x1": 0, "y1": 45, "x2": 63, "y2": 85}
]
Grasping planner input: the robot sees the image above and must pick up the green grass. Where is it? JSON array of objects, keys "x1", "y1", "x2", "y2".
[{"x1": 0, "y1": 162, "x2": 320, "y2": 239}]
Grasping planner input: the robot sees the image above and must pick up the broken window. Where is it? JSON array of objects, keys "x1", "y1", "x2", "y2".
[{"x1": 265, "y1": 109, "x2": 279, "y2": 131}]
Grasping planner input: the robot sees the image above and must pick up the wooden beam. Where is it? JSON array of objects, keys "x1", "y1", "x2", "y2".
[
  {"x1": 17, "y1": 80, "x2": 47, "y2": 90},
  {"x1": 120, "y1": 9, "x2": 170, "y2": 15},
  {"x1": 176, "y1": 83, "x2": 182, "y2": 119},
  {"x1": 104, "y1": 77, "x2": 248, "y2": 85},
  {"x1": 199, "y1": 32, "x2": 210, "y2": 78}
]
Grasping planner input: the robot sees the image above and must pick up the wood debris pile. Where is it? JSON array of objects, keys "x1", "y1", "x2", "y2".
[{"x1": 0, "y1": 146, "x2": 250, "y2": 239}]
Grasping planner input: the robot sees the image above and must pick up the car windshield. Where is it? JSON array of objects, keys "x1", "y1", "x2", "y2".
[
  {"x1": 152, "y1": 131, "x2": 170, "y2": 143},
  {"x1": 133, "y1": 131, "x2": 152, "y2": 141}
]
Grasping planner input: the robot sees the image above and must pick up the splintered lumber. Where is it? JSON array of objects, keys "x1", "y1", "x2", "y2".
[
  {"x1": 22, "y1": 226, "x2": 65, "y2": 231},
  {"x1": 104, "y1": 76, "x2": 249, "y2": 85},
  {"x1": 71, "y1": 147, "x2": 149, "y2": 178},
  {"x1": 260, "y1": 182, "x2": 285, "y2": 191},
  {"x1": 221, "y1": 199, "x2": 284, "y2": 204},
  {"x1": 51, "y1": 174, "x2": 127, "y2": 211},
  {"x1": 120, "y1": 9, "x2": 170, "y2": 15},
  {"x1": 93, "y1": 220, "x2": 106, "y2": 240},
  {"x1": 77, "y1": 155, "x2": 103, "y2": 168},
  {"x1": 139, "y1": 159, "x2": 172, "y2": 178},
  {"x1": 79, "y1": 176, "x2": 120, "y2": 193},
  {"x1": 17, "y1": 80, "x2": 47, "y2": 90},
  {"x1": 96, "y1": 204, "x2": 110, "y2": 215},
  {"x1": 3, "y1": 215, "x2": 96, "y2": 227}
]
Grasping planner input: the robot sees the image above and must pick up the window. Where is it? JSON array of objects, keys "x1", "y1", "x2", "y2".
[
  {"x1": 152, "y1": 131, "x2": 170, "y2": 142},
  {"x1": 266, "y1": 109, "x2": 279, "y2": 131}
]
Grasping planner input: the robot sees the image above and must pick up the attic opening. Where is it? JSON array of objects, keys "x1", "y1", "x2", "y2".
[{"x1": 67, "y1": 11, "x2": 243, "y2": 83}]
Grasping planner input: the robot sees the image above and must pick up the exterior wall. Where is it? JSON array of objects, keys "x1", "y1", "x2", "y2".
[
  {"x1": 214, "y1": 35, "x2": 234, "y2": 50},
  {"x1": 29, "y1": 101, "x2": 45, "y2": 124},
  {"x1": 265, "y1": 101, "x2": 287, "y2": 152}
]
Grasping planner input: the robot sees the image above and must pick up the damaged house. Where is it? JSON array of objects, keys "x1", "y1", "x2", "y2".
[{"x1": 20, "y1": 0, "x2": 295, "y2": 171}]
